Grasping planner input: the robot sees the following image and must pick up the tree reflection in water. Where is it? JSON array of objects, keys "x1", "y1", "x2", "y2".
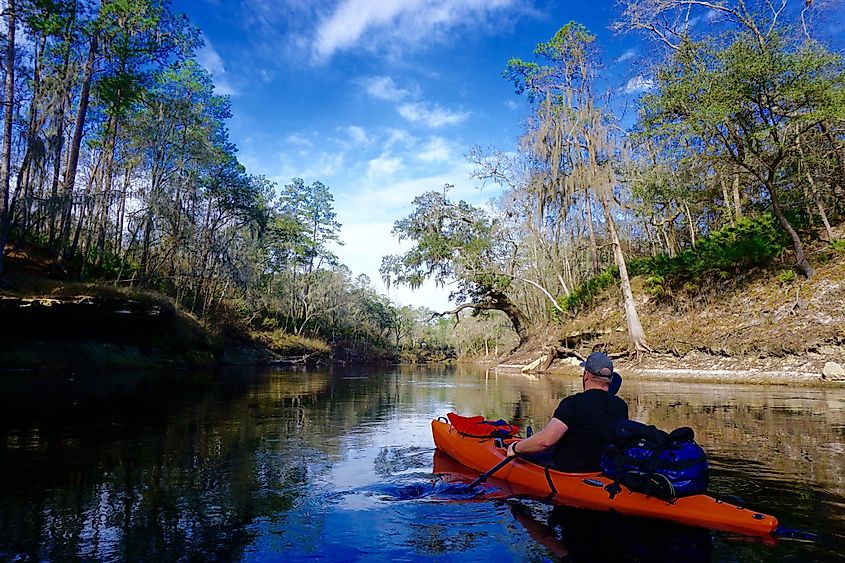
[
  {"x1": 0, "y1": 368, "x2": 341, "y2": 561},
  {"x1": 0, "y1": 365, "x2": 842, "y2": 561}
]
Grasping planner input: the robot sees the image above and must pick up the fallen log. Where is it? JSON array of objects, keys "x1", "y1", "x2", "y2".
[
  {"x1": 532, "y1": 345, "x2": 586, "y2": 372},
  {"x1": 521, "y1": 355, "x2": 547, "y2": 373}
]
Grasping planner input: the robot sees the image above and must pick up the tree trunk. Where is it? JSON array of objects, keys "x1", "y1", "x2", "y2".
[
  {"x1": 806, "y1": 177, "x2": 834, "y2": 242},
  {"x1": 0, "y1": 0, "x2": 16, "y2": 278},
  {"x1": 491, "y1": 291, "x2": 528, "y2": 344},
  {"x1": 732, "y1": 173, "x2": 743, "y2": 219},
  {"x1": 56, "y1": 30, "x2": 98, "y2": 268},
  {"x1": 720, "y1": 175, "x2": 735, "y2": 226},
  {"x1": 683, "y1": 200, "x2": 696, "y2": 247},
  {"x1": 115, "y1": 166, "x2": 129, "y2": 252},
  {"x1": 94, "y1": 116, "x2": 118, "y2": 269},
  {"x1": 70, "y1": 159, "x2": 100, "y2": 264},
  {"x1": 16, "y1": 31, "x2": 50, "y2": 243},
  {"x1": 797, "y1": 135, "x2": 836, "y2": 242},
  {"x1": 48, "y1": 45, "x2": 72, "y2": 248},
  {"x1": 438, "y1": 289, "x2": 530, "y2": 347},
  {"x1": 820, "y1": 122, "x2": 845, "y2": 198},
  {"x1": 584, "y1": 191, "x2": 600, "y2": 275},
  {"x1": 600, "y1": 191, "x2": 650, "y2": 357},
  {"x1": 766, "y1": 178, "x2": 814, "y2": 278}
]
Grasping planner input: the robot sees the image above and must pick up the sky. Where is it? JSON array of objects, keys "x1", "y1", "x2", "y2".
[{"x1": 170, "y1": 0, "x2": 844, "y2": 311}]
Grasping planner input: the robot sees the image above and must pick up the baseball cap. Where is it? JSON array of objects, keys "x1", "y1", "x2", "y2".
[{"x1": 579, "y1": 352, "x2": 616, "y2": 379}]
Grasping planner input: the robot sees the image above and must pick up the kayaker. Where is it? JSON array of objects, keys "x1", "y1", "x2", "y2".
[{"x1": 506, "y1": 351, "x2": 629, "y2": 472}]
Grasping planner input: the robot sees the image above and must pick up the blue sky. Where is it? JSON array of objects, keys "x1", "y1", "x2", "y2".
[{"x1": 170, "y1": 0, "x2": 843, "y2": 311}]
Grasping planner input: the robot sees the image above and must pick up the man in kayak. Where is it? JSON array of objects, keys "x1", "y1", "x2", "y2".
[{"x1": 506, "y1": 352, "x2": 628, "y2": 472}]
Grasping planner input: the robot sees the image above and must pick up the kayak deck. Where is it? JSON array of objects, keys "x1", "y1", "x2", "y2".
[{"x1": 432, "y1": 419, "x2": 778, "y2": 537}]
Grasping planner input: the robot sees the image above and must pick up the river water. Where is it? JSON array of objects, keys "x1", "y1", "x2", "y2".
[{"x1": 0, "y1": 365, "x2": 843, "y2": 561}]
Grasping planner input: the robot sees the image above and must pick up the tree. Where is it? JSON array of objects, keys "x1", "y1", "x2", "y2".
[
  {"x1": 505, "y1": 23, "x2": 652, "y2": 355},
  {"x1": 0, "y1": 0, "x2": 16, "y2": 277},
  {"x1": 279, "y1": 178, "x2": 342, "y2": 334},
  {"x1": 615, "y1": 0, "x2": 845, "y2": 278},
  {"x1": 55, "y1": 7, "x2": 98, "y2": 269},
  {"x1": 381, "y1": 188, "x2": 531, "y2": 346},
  {"x1": 641, "y1": 33, "x2": 845, "y2": 278}
]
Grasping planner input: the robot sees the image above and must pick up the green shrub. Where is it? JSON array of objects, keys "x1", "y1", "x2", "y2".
[
  {"x1": 632, "y1": 215, "x2": 788, "y2": 286},
  {"x1": 830, "y1": 240, "x2": 845, "y2": 254},
  {"x1": 554, "y1": 215, "x2": 791, "y2": 321},
  {"x1": 777, "y1": 269, "x2": 797, "y2": 284},
  {"x1": 554, "y1": 267, "x2": 619, "y2": 318},
  {"x1": 644, "y1": 274, "x2": 668, "y2": 299}
]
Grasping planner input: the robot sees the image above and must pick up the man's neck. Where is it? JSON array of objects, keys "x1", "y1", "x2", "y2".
[{"x1": 584, "y1": 380, "x2": 610, "y2": 392}]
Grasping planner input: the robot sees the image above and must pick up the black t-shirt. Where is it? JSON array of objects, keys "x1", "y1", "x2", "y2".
[{"x1": 552, "y1": 388, "x2": 629, "y2": 472}]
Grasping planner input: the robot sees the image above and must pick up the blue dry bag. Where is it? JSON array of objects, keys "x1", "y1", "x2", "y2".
[{"x1": 600, "y1": 420, "x2": 709, "y2": 499}]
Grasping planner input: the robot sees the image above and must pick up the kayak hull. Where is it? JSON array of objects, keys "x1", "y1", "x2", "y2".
[{"x1": 432, "y1": 419, "x2": 778, "y2": 537}]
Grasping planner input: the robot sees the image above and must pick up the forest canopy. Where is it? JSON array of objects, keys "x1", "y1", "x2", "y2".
[{"x1": 0, "y1": 0, "x2": 843, "y2": 360}]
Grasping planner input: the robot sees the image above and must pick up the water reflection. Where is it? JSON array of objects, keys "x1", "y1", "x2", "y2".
[
  {"x1": 0, "y1": 365, "x2": 842, "y2": 561},
  {"x1": 511, "y1": 502, "x2": 713, "y2": 562}
]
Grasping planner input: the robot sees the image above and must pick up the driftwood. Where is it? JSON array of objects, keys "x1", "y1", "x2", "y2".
[
  {"x1": 271, "y1": 352, "x2": 323, "y2": 366},
  {"x1": 521, "y1": 355, "x2": 547, "y2": 373},
  {"x1": 524, "y1": 341, "x2": 627, "y2": 373},
  {"x1": 536, "y1": 345, "x2": 585, "y2": 372},
  {"x1": 516, "y1": 345, "x2": 585, "y2": 374}
]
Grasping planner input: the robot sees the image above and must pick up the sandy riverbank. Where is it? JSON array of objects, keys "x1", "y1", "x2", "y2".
[{"x1": 495, "y1": 350, "x2": 845, "y2": 386}]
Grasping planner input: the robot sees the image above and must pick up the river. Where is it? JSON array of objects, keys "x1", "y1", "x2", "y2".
[{"x1": 0, "y1": 365, "x2": 843, "y2": 561}]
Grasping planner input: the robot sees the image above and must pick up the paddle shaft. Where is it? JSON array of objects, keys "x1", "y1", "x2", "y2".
[{"x1": 467, "y1": 452, "x2": 517, "y2": 488}]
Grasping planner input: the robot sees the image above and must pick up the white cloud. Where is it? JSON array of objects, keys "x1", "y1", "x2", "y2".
[
  {"x1": 505, "y1": 99, "x2": 519, "y2": 110},
  {"x1": 622, "y1": 76, "x2": 655, "y2": 95},
  {"x1": 615, "y1": 48, "x2": 637, "y2": 63},
  {"x1": 313, "y1": 0, "x2": 522, "y2": 61},
  {"x1": 271, "y1": 150, "x2": 347, "y2": 182},
  {"x1": 339, "y1": 163, "x2": 490, "y2": 225},
  {"x1": 343, "y1": 125, "x2": 371, "y2": 147},
  {"x1": 417, "y1": 137, "x2": 452, "y2": 162},
  {"x1": 286, "y1": 132, "x2": 314, "y2": 147},
  {"x1": 384, "y1": 128, "x2": 412, "y2": 150},
  {"x1": 704, "y1": 9, "x2": 721, "y2": 23},
  {"x1": 397, "y1": 102, "x2": 469, "y2": 128},
  {"x1": 360, "y1": 76, "x2": 468, "y2": 130},
  {"x1": 360, "y1": 75, "x2": 414, "y2": 101},
  {"x1": 367, "y1": 154, "x2": 404, "y2": 178},
  {"x1": 197, "y1": 36, "x2": 237, "y2": 96},
  {"x1": 684, "y1": 15, "x2": 702, "y2": 29}
]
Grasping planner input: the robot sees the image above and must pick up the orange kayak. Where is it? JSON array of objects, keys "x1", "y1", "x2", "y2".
[{"x1": 432, "y1": 418, "x2": 778, "y2": 537}]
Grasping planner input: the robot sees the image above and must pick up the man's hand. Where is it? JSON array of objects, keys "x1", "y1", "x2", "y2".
[{"x1": 507, "y1": 441, "x2": 520, "y2": 457}]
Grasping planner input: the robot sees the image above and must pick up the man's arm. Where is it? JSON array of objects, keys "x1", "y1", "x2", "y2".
[{"x1": 507, "y1": 418, "x2": 568, "y2": 456}]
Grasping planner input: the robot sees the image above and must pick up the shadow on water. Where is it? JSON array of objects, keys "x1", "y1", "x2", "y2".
[
  {"x1": 0, "y1": 368, "x2": 291, "y2": 562},
  {"x1": 511, "y1": 502, "x2": 714, "y2": 563}
]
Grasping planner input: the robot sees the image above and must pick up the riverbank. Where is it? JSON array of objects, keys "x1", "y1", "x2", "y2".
[
  {"x1": 3, "y1": 242, "x2": 843, "y2": 378},
  {"x1": 496, "y1": 353, "x2": 845, "y2": 386},
  {"x1": 497, "y1": 242, "x2": 845, "y2": 386},
  {"x1": 0, "y1": 247, "x2": 318, "y2": 370}
]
